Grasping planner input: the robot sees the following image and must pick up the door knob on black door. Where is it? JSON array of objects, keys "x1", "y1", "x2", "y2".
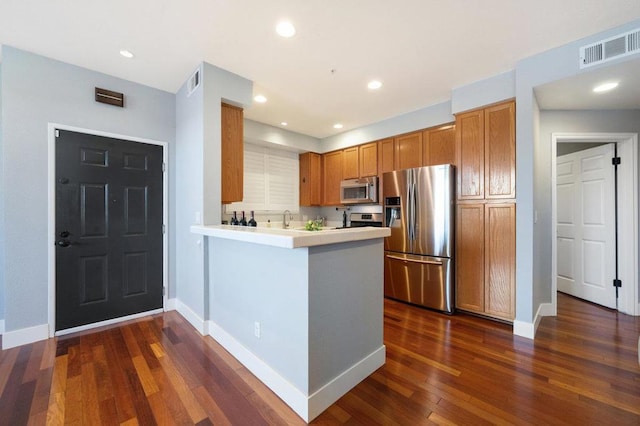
[{"x1": 56, "y1": 239, "x2": 71, "y2": 248}]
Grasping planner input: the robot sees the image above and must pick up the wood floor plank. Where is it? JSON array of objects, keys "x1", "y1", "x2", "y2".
[
  {"x1": 154, "y1": 349, "x2": 208, "y2": 423},
  {"x1": 0, "y1": 345, "x2": 33, "y2": 419},
  {"x1": 0, "y1": 347, "x2": 19, "y2": 397},
  {"x1": 2, "y1": 293, "x2": 638, "y2": 425},
  {"x1": 27, "y1": 366, "x2": 54, "y2": 421},
  {"x1": 131, "y1": 355, "x2": 159, "y2": 397},
  {"x1": 80, "y1": 361, "x2": 102, "y2": 426},
  {"x1": 63, "y1": 375, "x2": 83, "y2": 425},
  {"x1": 191, "y1": 385, "x2": 233, "y2": 426}
]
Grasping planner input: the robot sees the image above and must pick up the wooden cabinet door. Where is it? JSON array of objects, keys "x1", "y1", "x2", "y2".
[
  {"x1": 484, "y1": 203, "x2": 516, "y2": 320},
  {"x1": 322, "y1": 150, "x2": 343, "y2": 206},
  {"x1": 378, "y1": 138, "x2": 395, "y2": 175},
  {"x1": 221, "y1": 103, "x2": 243, "y2": 204},
  {"x1": 423, "y1": 125, "x2": 455, "y2": 167},
  {"x1": 395, "y1": 131, "x2": 422, "y2": 171},
  {"x1": 299, "y1": 152, "x2": 321, "y2": 206},
  {"x1": 342, "y1": 147, "x2": 359, "y2": 179},
  {"x1": 456, "y1": 109, "x2": 484, "y2": 200},
  {"x1": 456, "y1": 203, "x2": 485, "y2": 313},
  {"x1": 485, "y1": 101, "x2": 515, "y2": 199},
  {"x1": 359, "y1": 142, "x2": 378, "y2": 177}
]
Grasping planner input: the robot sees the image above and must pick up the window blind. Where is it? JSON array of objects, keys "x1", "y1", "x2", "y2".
[{"x1": 226, "y1": 143, "x2": 299, "y2": 213}]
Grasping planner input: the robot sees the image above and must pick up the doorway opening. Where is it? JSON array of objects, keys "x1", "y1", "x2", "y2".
[
  {"x1": 551, "y1": 132, "x2": 638, "y2": 316},
  {"x1": 47, "y1": 124, "x2": 169, "y2": 336}
]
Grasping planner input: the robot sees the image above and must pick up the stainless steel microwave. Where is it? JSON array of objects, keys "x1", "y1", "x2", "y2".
[{"x1": 340, "y1": 177, "x2": 379, "y2": 204}]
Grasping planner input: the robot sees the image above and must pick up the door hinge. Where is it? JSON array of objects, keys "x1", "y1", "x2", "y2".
[
  {"x1": 162, "y1": 162, "x2": 166, "y2": 172},
  {"x1": 162, "y1": 224, "x2": 166, "y2": 234},
  {"x1": 163, "y1": 286, "x2": 167, "y2": 296},
  {"x1": 55, "y1": 129, "x2": 60, "y2": 138},
  {"x1": 612, "y1": 157, "x2": 621, "y2": 165},
  {"x1": 613, "y1": 279, "x2": 622, "y2": 288}
]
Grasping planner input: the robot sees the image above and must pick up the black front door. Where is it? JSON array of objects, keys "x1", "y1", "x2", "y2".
[{"x1": 55, "y1": 129, "x2": 163, "y2": 331}]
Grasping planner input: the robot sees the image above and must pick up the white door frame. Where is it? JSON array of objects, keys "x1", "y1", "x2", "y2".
[
  {"x1": 47, "y1": 123, "x2": 169, "y2": 337},
  {"x1": 551, "y1": 132, "x2": 638, "y2": 316}
]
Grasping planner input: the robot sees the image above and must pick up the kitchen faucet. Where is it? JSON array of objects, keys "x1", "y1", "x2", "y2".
[{"x1": 283, "y1": 210, "x2": 292, "y2": 228}]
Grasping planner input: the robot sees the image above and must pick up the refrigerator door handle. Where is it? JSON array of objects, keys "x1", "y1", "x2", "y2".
[
  {"x1": 385, "y1": 254, "x2": 443, "y2": 266},
  {"x1": 406, "y1": 172, "x2": 414, "y2": 241},
  {"x1": 411, "y1": 176, "x2": 417, "y2": 241}
]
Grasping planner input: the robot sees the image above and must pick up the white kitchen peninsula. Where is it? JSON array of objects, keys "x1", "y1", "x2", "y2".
[{"x1": 190, "y1": 225, "x2": 390, "y2": 422}]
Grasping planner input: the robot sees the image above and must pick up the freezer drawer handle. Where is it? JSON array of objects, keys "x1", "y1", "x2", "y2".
[{"x1": 385, "y1": 254, "x2": 443, "y2": 266}]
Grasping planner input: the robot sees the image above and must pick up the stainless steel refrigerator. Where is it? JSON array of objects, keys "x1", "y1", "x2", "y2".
[{"x1": 383, "y1": 165, "x2": 455, "y2": 313}]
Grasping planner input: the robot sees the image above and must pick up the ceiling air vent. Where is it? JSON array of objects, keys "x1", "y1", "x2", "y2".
[
  {"x1": 187, "y1": 68, "x2": 201, "y2": 97},
  {"x1": 580, "y1": 28, "x2": 640, "y2": 68}
]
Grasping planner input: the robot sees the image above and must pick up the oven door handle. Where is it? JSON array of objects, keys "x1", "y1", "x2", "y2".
[{"x1": 385, "y1": 254, "x2": 443, "y2": 266}]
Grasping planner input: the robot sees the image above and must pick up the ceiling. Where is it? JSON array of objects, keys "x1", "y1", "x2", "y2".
[
  {"x1": 1, "y1": 1, "x2": 639, "y2": 139},
  {"x1": 535, "y1": 58, "x2": 640, "y2": 110}
]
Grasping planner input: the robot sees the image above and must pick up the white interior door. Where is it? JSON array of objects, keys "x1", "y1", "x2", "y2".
[{"x1": 556, "y1": 143, "x2": 617, "y2": 309}]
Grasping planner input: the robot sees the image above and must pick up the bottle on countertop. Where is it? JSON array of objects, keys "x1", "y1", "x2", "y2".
[
  {"x1": 239, "y1": 211, "x2": 248, "y2": 226},
  {"x1": 248, "y1": 211, "x2": 257, "y2": 227},
  {"x1": 231, "y1": 211, "x2": 239, "y2": 225},
  {"x1": 342, "y1": 210, "x2": 347, "y2": 228}
]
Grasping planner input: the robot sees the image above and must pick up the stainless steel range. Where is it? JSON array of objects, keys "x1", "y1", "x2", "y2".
[{"x1": 349, "y1": 213, "x2": 383, "y2": 228}]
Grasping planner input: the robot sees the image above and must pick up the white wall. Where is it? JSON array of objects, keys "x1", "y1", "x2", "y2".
[
  {"x1": 517, "y1": 18, "x2": 640, "y2": 327},
  {"x1": 245, "y1": 119, "x2": 320, "y2": 153},
  {"x1": 320, "y1": 101, "x2": 454, "y2": 152},
  {"x1": 174, "y1": 62, "x2": 252, "y2": 329},
  {"x1": 0, "y1": 62, "x2": 4, "y2": 323},
  {"x1": 451, "y1": 71, "x2": 515, "y2": 114},
  {"x1": 538, "y1": 109, "x2": 640, "y2": 305},
  {"x1": 0, "y1": 46, "x2": 176, "y2": 332}
]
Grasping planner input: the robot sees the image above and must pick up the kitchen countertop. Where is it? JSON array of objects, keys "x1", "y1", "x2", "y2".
[{"x1": 190, "y1": 224, "x2": 390, "y2": 248}]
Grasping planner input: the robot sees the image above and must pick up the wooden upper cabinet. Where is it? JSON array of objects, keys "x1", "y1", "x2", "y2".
[
  {"x1": 342, "y1": 147, "x2": 359, "y2": 179},
  {"x1": 395, "y1": 131, "x2": 423, "y2": 171},
  {"x1": 456, "y1": 109, "x2": 484, "y2": 200},
  {"x1": 378, "y1": 138, "x2": 395, "y2": 175},
  {"x1": 456, "y1": 100, "x2": 515, "y2": 201},
  {"x1": 359, "y1": 142, "x2": 378, "y2": 177},
  {"x1": 485, "y1": 101, "x2": 515, "y2": 199},
  {"x1": 423, "y1": 124, "x2": 455, "y2": 167},
  {"x1": 484, "y1": 203, "x2": 516, "y2": 320},
  {"x1": 322, "y1": 150, "x2": 343, "y2": 206},
  {"x1": 221, "y1": 103, "x2": 243, "y2": 204},
  {"x1": 299, "y1": 152, "x2": 321, "y2": 206}
]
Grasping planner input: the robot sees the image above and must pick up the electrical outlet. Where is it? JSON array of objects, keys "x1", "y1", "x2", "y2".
[{"x1": 254, "y1": 321, "x2": 261, "y2": 338}]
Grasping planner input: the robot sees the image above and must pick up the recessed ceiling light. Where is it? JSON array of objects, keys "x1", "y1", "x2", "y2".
[
  {"x1": 276, "y1": 21, "x2": 296, "y2": 38},
  {"x1": 333, "y1": 123, "x2": 343, "y2": 129},
  {"x1": 254, "y1": 95, "x2": 267, "y2": 103},
  {"x1": 281, "y1": 122, "x2": 288, "y2": 126},
  {"x1": 119, "y1": 50, "x2": 134, "y2": 59},
  {"x1": 368, "y1": 80, "x2": 382, "y2": 90},
  {"x1": 593, "y1": 82, "x2": 619, "y2": 93}
]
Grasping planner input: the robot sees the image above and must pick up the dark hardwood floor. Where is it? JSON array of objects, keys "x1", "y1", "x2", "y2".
[{"x1": 0, "y1": 293, "x2": 638, "y2": 425}]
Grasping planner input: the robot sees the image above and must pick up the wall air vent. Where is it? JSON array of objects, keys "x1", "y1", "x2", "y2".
[
  {"x1": 187, "y1": 68, "x2": 201, "y2": 97},
  {"x1": 580, "y1": 28, "x2": 640, "y2": 68}
]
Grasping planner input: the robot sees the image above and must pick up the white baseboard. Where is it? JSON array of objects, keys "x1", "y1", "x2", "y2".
[
  {"x1": 2, "y1": 323, "x2": 49, "y2": 349},
  {"x1": 513, "y1": 320, "x2": 535, "y2": 340},
  {"x1": 537, "y1": 302, "x2": 556, "y2": 317},
  {"x1": 175, "y1": 300, "x2": 207, "y2": 335},
  {"x1": 308, "y1": 345, "x2": 385, "y2": 421},
  {"x1": 55, "y1": 308, "x2": 164, "y2": 337},
  {"x1": 165, "y1": 298, "x2": 177, "y2": 311},
  {"x1": 514, "y1": 302, "x2": 555, "y2": 340},
  {"x1": 0, "y1": 319, "x2": 4, "y2": 335},
  {"x1": 208, "y1": 320, "x2": 385, "y2": 422}
]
